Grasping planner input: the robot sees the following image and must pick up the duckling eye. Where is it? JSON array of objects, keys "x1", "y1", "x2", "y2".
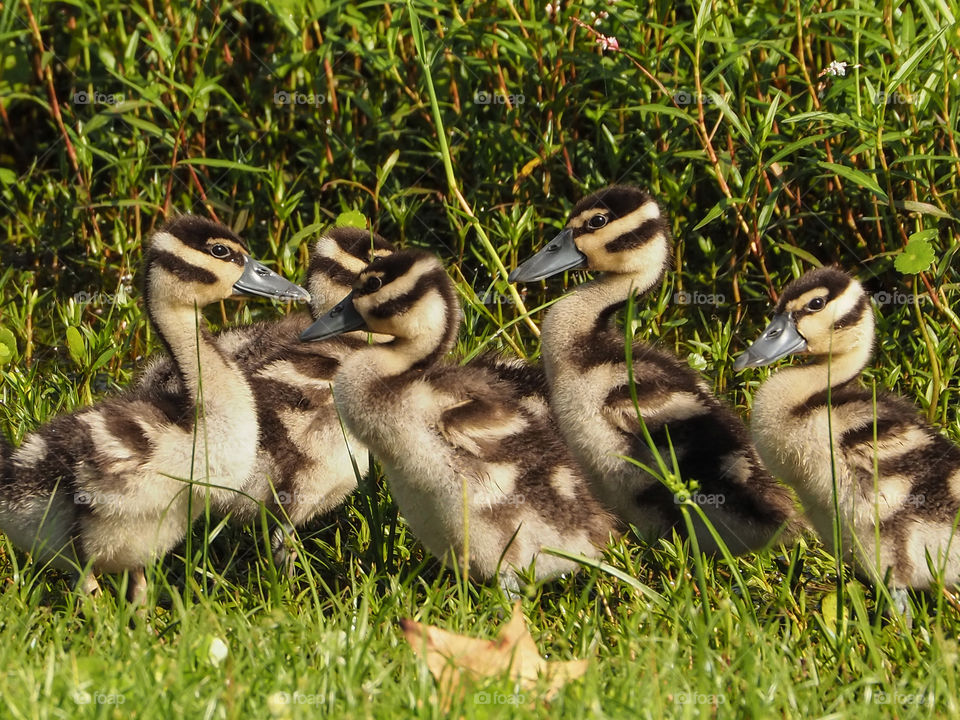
[
  {"x1": 587, "y1": 214, "x2": 608, "y2": 230},
  {"x1": 210, "y1": 244, "x2": 231, "y2": 259},
  {"x1": 362, "y1": 276, "x2": 382, "y2": 293},
  {"x1": 807, "y1": 297, "x2": 826, "y2": 311}
]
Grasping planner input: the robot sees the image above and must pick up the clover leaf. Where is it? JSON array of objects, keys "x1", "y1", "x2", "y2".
[
  {"x1": 335, "y1": 210, "x2": 367, "y2": 229},
  {"x1": 0, "y1": 327, "x2": 17, "y2": 365},
  {"x1": 894, "y1": 232, "x2": 936, "y2": 275}
]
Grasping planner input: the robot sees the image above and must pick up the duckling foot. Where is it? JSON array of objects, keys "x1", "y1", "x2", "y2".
[
  {"x1": 77, "y1": 572, "x2": 101, "y2": 596},
  {"x1": 887, "y1": 587, "x2": 913, "y2": 629}
]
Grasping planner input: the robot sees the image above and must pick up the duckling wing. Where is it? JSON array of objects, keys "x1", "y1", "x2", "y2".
[
  {"x1": 837, "y1": 394, "x2": 960, "y2": 523},
  {"x1": 437, "y1": 392, "x2": 528, "y2": 458}
]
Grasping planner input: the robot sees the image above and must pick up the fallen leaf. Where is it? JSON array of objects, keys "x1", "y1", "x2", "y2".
[{"x1": 400, "y1": 601, "x2": 589, "y2": 709}]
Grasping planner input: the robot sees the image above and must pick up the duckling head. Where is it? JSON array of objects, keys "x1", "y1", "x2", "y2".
[
  {"x1": 301, "y1": 250, "x2": 460, "y2": 362},
  {"x1": 145, "y1": 216, "x2": 310, "y2": 309},
  {"x1": 735, "y1": 267, "x2": 874, "y2": 369},
  {"x1": 306, "y1": 227, "x2": 395, "y2": 317},
  {"x1": 510, "y1": 185, "x2": 671, "y2": 291}
]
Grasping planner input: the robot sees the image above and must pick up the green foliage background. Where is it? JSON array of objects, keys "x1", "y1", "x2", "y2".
[{"x1": 0, "y1": 1, "x2": 959, "y2": 717}]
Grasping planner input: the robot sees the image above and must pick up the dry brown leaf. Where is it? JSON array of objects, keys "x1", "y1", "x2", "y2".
[{"x1": 400, "y1": 601, "x2": 589, "y2": 708}]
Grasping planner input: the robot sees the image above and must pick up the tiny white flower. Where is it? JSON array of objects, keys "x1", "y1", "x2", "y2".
[
  {"x1": 826, "y1": 60, "x2": 848, "y2": 77},
  {"x1": 208, "y1": 637, "x2": 228, "y2": 666}
]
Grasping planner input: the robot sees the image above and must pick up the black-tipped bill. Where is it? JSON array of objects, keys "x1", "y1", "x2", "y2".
[
  {"x1": 234, "y1": 257, "x2": 311, "y2": 303},
  {"x1": 300, "y1": 292, "x2": 365, "y2": 342},
  {"x1": 734, "y1": 313, "x2": 808, "y2": 370},
  {"x1": 508, "y1": 228, "x2": 588, "y2": 283}
]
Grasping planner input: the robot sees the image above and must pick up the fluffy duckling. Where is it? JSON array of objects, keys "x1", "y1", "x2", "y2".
[
  {"x1": 510, "y1": 186, "x2": 799, "y2": 554},
  {"x1": 300, "y1": 250, "x2": 618, "y2": 586},
  {"x1": 0, "y1": 216, "x2": 309, "y2": 600},
  {"x1": 735, "y1": 267, "x2": 960, "y2": 594},
  {"x1": 135, "y1": 228, "x2": 395, "y2": 562}
]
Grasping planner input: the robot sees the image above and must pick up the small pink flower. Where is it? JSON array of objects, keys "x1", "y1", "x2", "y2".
[{"x1": 597, "y1": 34, "x2": 620, "y2": 52}]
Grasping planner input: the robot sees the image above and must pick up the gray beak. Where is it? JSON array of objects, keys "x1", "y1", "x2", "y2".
[
  {"x1": 234, "y1": 257, "x2": 311, "y2": 303},
  {"x1": 734, "y1": 312, "x2": 808, "y2": 370},
  {"x1": 508, "y1": 228, "x2": 588, "y2": 283},
  {"x1": 300, "y1": 292, "x2": 365, "y2": 342}
]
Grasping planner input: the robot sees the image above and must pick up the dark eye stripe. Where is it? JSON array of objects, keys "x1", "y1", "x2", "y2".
[
  {"x1": 152, "y1": 251, "x2": 218, "y2": 285},
  {"x1": 309, "y1": 258, "x2": 357, "y2": 287},
  {"x1": 833, "y1": 293, "x2": 869, "y2": 329},
  {"x1": 366, "y1": 269, "x2": 447, "y2": 319},
  {"x1": 604, "y1": 216, "x2": 671, "y2": 253}
]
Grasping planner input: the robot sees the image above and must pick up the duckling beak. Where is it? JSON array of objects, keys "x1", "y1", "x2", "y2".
[
  {"x1": 733, "y1": 313, "x2": 808, "y2": 370},
  {"x1": 508, "y1": 228, "x2": 587, "y2": 283},
  {"x1": 234, "y1": 256, "x2": 312, "y2": 303},
  {"x1": 300, "y1": 292, "x2": 365, "y2": 342}
]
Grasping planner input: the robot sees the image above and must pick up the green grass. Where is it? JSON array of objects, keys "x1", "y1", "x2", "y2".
[{"x1": 1, "y1": 0, "x2": 960, "y2": 717}]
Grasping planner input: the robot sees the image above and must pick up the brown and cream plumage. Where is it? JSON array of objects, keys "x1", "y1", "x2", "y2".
[
  {"x1": 300, "y1": 250, "x2": 618, "y2": 586},
  {"x1": 510, "y1": 185, "x2": 799, "y2": 554},
  {"x1": 0, "y1": 216, "x2": 309, "y2": 601},
  {"x1": 736, "y1": 267, "x2": 960, "y2": 597},
  {"x1": 134, "y1": 227, "x2": 395, "y2": 564}
]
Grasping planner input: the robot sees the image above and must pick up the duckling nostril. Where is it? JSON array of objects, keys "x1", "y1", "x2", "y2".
[
  {"x1": 256, "y1": 267, "x2": 269, "y2": 276},
  {"x1": 546, "y1": 244, "x2": 560, "y2": 252},
  {"x1": 331, "y1": 306, "x2": 343, "y2": 316},
  {"x1": 768, "y1": 328, "x2": 782, "y2": 338}
]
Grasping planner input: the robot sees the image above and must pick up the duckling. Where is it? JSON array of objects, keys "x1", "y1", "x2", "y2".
[
  {"x1": 735, "y1": 267, "x2": 960, "y2": 594},
  {"x1": 134, "y1": 228, "x2": 395, "y2": 563},
  {"x1": 300, "y1": 250, "x2": 618, "y2": 586},
  {"x1": 509, "y1": 186, "x2": 799, "y2": 554},
  {"x1": 0, "y1": 216, "x2": 309, "y2": 601}
]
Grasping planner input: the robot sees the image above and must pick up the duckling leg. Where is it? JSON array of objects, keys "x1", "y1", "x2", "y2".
[
  {"x1": 271, "y1": 522, "x2": 299, "y2": 576},
  {"x1": 888, "y1": 586, "x2": 913, "y2": 628},
  {"x1": 126, "y1": 567, "x2": 148, "y2": 607}
]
